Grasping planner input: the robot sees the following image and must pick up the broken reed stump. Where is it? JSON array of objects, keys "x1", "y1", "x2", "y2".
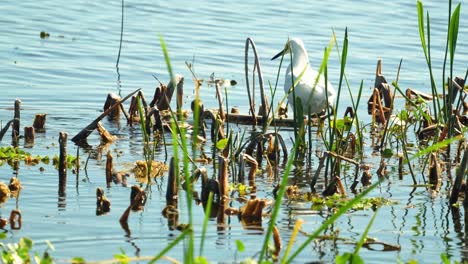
[
  {"x1": 72, "y1": 88, "x2": 140, "y2": 145},
  {"x1": 103, "y1": 93, "x2": 121, "y2": 121},
  {"x1": 218, "y1": 156, "x2": 229, "y2": 200},
  {"x1": 243, "y1": 154, "x2": 258, "y2": 187},
  {"x1": 106, "y1": 150, "x2": 113, "y2": 187},
  {"x1": 58, "y1": 132, "x2": 68, "y2": 196},
  {"x1": 216, "y1": 156, "x2": 229, "y2": 229},
  {"x1": 119, "y1": 188, "x2": 145, "y2": 234},
  {"x1": 12, "y1": 99, "x2": 21, "y2": 146},
  {"x1": 165, "y1": 157, "x2": 179, "y2": 230},
  {"x1": 33, "y1": 114, "x2": 46, "y2": 132},
  {"x1": 23, "y1": 126, "x2": 34, "y2": 147},
  {"x1": 96, "y1": 122, "x2": 116, "y2": 144},
  {"x1": 166, "y1": 157, "x2": 178, "y2": 205},
  {"x1": 9, "y1": 209, "x2": 22, "y2": 230},
  {"x1": 176, "y1": 77, "x2": 184, "y2": 114},
  {"x1": 96, "y1": 187, "x2": 111, "y2": 215},
  {"x1": 130, "y1": 185, "x2": 146, "y2": 211},
  {"x1": 157, "y1": 75, "x2": 184, "y2": 111}
]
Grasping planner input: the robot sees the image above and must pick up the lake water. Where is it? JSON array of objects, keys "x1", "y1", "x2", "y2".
[{"x1": 0, "y1": 0, "x2": 467, "y2": 262}]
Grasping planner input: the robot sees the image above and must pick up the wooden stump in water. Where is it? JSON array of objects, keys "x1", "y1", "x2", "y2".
[
  {"x1": 24, "y1": 126, "x2": 34, "y2": 147},
  {"x1": 58, "y1": 132, "x2": 68, "y2": 196},
  {"x1": 33, "y1": 114, "x2": 47, "y2": 132},
  {"x1": 103, "y1": 93, "x2": 121, "y2": 121}
]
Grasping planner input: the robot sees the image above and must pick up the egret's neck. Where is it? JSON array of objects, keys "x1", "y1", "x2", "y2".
[{"x1": 291, "y1": 47, "x2": 309, "y2": 73}]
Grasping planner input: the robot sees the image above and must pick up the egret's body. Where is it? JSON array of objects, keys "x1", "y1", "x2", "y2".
[{"x1": 272, "y1": 38, "x2": 336, "y2": 115}]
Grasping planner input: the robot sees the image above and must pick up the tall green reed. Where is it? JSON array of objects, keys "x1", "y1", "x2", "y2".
[
  {"x1": 417, "y1": 0, "x2": 462, "y2": 156},
  {"x1": 159, "y1": 35, "x2": 195, "y2": 263}
]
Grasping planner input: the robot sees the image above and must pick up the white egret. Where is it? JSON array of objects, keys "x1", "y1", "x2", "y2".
[{"x1": 271, "y1": 38, "x2": 336, "y2": 115}]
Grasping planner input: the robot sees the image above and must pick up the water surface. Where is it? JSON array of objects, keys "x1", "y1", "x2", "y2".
[{"x1": 0, "y1": 0, "x2": 467, "y2": 262}]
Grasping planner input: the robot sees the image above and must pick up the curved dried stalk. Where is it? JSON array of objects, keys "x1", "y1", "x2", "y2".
[{"x1": 245, "y1": 38, "x2": 269, "y2": 127}]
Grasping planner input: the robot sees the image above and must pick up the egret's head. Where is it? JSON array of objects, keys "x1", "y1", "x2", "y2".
[{"x1": 271, "y1": 38, "x2": 306, "y2": 60}]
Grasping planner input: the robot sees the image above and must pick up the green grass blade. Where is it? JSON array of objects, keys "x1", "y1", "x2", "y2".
[
  {"x1": 199, "y1": 191, "x2": 214, "y2": 257},
  {"x1": 286, "y1": 180, "x2": 382, "y2": 263},
  {"x1": 259, "y1": 140, "x2": 299, "y2": 263},
  {"x1": 148, "y1": 228, "x2": 191, "y2": 264},
  {"x1": 159, "y1": 35, "x2": 175, "y2": 83},
  {"x1": 160, "y1": 35, "x2": 195, "y2": 262},
  {"x1": 331, "y1": 28, "x2": 348, "y2": 152},
  {"x1": 448, "y1": 3, "x2": 461, "y2": 118},
  {"x1": 417, "y1": 1, "x2": 428, "y2": 62},
  {"x1": 354, "y1": 209, "x2": 378, "y2": 255},
  {"x1": 407, "y1": 134, "x2": 464, "y2": 163}
]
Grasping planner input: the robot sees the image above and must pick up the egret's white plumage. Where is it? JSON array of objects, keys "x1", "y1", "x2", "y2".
[{"x1": 272, "y1": 38, "x2": 336, "y2": 115}]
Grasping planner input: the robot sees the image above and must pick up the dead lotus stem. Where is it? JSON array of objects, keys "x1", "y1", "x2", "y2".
[
  {"x1": 310, "y1": 152, "x2": 328, "y2": 191},
  {"x1": 0, "y1": 119, "x2": 16, "y2": 142},
  {"x1": 105, "y1": 150, "x2": 113, "y2": 187},
  {"x1": 96, "y1": 187, "x2": 111, "y2": 215},
  {"x1": 130, "y1": 185, "x2": 146, "y2": 211},
  {"x1": 272, "y1": 225, "x2": 282, "y2": 258},
  {"x1": 9, "y1": 209, "x2": 22, "y2": 230},
  {"x1": 97, "y1": 122, "x2": 116, "y2": 144},
  {"x1": 335, "y1": 176, "x2": 346, "y2": 196},
  {"x1": 166, "y1": 157, "x2": 178, "y2": 205},
  {"x1": 215, "y1": 81, "x2": 226, "y2": 121},
  {"x1": 24, "y1": 126, "x2": 34, "y2": 146},
  {"x1": 157, "y1": 75, "x2": 184, "y2": 111},
  {"x1": 218, "y1": 156, "x2": 229, "y2": 199},
  {"x1": 429, "y1": 153, "x2": 441, "y2": 187},
  {"x1": 398, "y1": 155, "x2": 404, "y2": 179},
  {"x1": 450, "y1": 147, "x2": 468, "y2": 205},
  {"x1": 237, "y1": 154, "x2": 245, "y2": 184},
  {"x1": 33, "y1": 113, "x2": 46, "y2": 132},
  {"x1": 72, "y1": 88, "x2": 141, "y2": 144},
  {"x1": 103, "y1": 93, "x2": 122, "y2": 121},
  {"x1": 12, "y1": 99, "x2": 21, "y2": 144},
  {"x1": 327, "y1": 151, "x2": 359, "y2": 166},
  {"x1": 373, "y1": 88, "x2": 387, "y2": 125},
  {"x1": 119, "y1": 191, "x2": 143, "y2": 225},
  {"x1": 244, "y1": 37, "x2": 268, "y2": 126},
  {"x1": 243, "y1": 154, "x2": 258, "y2": 185},
  {"x1": 58, "y1": 132, "x2": 68, "y2": 196},
  {"x1": 376, "y1": 159, "x2": 387, "y2": 177}
]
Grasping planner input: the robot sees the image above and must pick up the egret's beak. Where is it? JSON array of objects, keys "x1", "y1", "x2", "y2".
[
  {"x1": 271, "y1": 48, "x2": 286, "y2": 60},
  {"x1": 271, "y1": 42, "x2": 290, "y2": 60}
]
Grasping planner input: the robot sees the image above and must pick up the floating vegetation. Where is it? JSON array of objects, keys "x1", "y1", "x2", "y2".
[
  {"x1": 132, "y1": 160, "x2": 168, "y2": 180},
  {"x1": 286, "y1": 192, "x2": 398, "y2": 211},
  {"x1": 52, "y1": 153, "x2": 77, "y2": 169},
  {"x1": 0, "y1": 182, "x2": 9, "y2": 204}
]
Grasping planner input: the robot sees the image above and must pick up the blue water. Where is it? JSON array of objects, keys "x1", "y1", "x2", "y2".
[{"x1": 0, "y1": 0, "x2": 467, "y2": 262}]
